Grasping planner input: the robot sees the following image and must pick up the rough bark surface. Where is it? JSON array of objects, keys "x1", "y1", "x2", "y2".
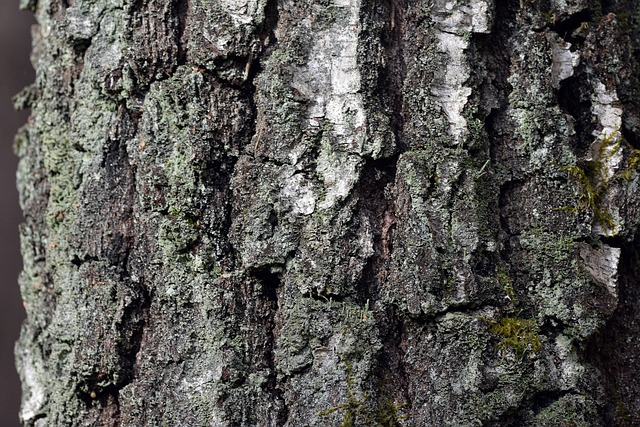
[{"x1": 14, "y1": 0, "x2": 640, "y2": 425}]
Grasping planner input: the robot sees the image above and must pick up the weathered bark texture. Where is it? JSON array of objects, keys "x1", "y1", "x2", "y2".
[{"x1": 14, "y1": 0, "x2": 640, "y2": 425}]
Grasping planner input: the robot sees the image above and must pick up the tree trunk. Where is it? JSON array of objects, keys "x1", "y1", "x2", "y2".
[{"x1": 14, "y1": 0, "x2": 640, "y2": 425}]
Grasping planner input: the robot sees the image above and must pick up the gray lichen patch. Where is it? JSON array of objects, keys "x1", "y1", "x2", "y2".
[
  {"x1": 219, "y1": 0, "x2": 268, "y2": 27},
  {"x1": 523, "y1": 393, "x2": 600, "y2": 427},
  {"x1": 275, "y1": 294, "x2": 382, "y2": 426},
  {"x1": 400, "y1": 312, "x2": 496, "y2": 426},
  {"x1": 385, "y1": 148, "x2": 496, "y2": 316}
]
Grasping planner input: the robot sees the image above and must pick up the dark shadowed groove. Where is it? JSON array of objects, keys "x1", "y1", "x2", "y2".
[
  {"x1": 242, "y1": 11, "x2": 281, "y2": 261},
  {"x1": 98, "y1": 385, "x2": 121, "y2": 427},
  {"x1": 354, "y1": 0, "x2": 405, "y2": 302},
  {"x1": 101, "y1": 104, "x2": 137, "y2": 271},
  {"x1": 242, "y1": 2, "x2": 286, "y2": 422},
  {"x1": 585, "y1": 231, "x2": 640, "y2": 426},
  {"x1": 240, "y1": 0, "x2": 279, "y2": 156},
  {"x1": 378, "y1": 0, "x2": 407, "y2": 153},
  {"x1": 355, "y1": 0, "x2": 406, "y2": 308},
  {"x1": 496, "y1": 179, "x2": 523, "y2": 238},
  {"x1": 119, "y1": 282, "x2": 151, "y2": 381},
  {"x1": 378, "y1": 1, "x2": 409, "y2": 416},
  {"x1": 174, "y1": 0, "x2": 189, "y2": 65},
  {"x1": 553, "y1": 7, "x2": 595, "y2": 157},
  {"x1": 481, "y1": 0, "x2": 519, "y2": 285},
  {"x1": 260, "y1": 0, "x2": 279, "y2": 48},
  {"x1": 354, "y1": 155, "x2": 398, "y2": 307},
  {"x1": 70, "y1": 37, "x2": 92, "y2": 57},
  {"x1": 482, "y1": 2, "x2": 517, "y2": 173},
  {"x1": 562, "y1": 6, "x2": 640, "y2": 422},
  {"x1": 557, "y1": 74, "x2": 594, "y2": 156},
  {"x1": 621, "y1": 122, "x2": 640, "y2": 150},
  {"x1": 549, "y1": 9, "x2": 594, "y2": 43},
  {"x1": 600, "y1": 0, "x2": 619, "y2": 15},
  {"x1": 472, "y1": 0, "x2": 518, "y2": 304},
  {"x1": 249, "y1": 267, "x2": 289, "y2": 425},
  {"x1": 604, "y1": 1, "x2": 640, "y2": 151},
  {"x1": 355, "y1": 0, "x2": 409, "y2": 415},
  {"x1": 206, "y1": 0, "x2": 279, "y2": 91},
  {"x1": 126, "y1": 0, "x2": 185, "y2": 88},
  {"x1": 99, "y1": 100, "x2": 147, "y2": 421},
  {"x1": 195, "y1": 0, "x2": 279, "y2": 267},
  {"x1": 373, "y1": 304, "x2": 410, "y2": 412}
]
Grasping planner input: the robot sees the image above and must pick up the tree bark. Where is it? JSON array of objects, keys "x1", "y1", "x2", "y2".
[{"x1": 14, "y1": 0, "x2": 640, "y2": 425}]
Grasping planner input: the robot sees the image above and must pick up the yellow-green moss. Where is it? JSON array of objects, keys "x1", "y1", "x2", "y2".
[
  {"x1": 317, "y1": 361, "x2": 406, "y2": 427},
  {"x1": 562, "y1": 162, "x2": 614, "y2": 229},
  {"x1": 316, "y1": 361, "x2": 367, "y2": 427},
  {"x1": 615, "y1": 399, "x2": 633, "y2": 427},
  {"x1": 561, "y1": 128, "x2": 639, "y2": 231},
  {"x1": 485, "y1": 316, "x2": 541, "y2": 362},
  {"x1": 620, "y1": 148, "x2": 640, "y2": 181},
  {"x1": 498, "y1": 266, "x2": 518, "y2": 306}
]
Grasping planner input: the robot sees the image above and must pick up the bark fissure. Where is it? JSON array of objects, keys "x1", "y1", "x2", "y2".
[
  {"x1": 174, "y1": 0, "x2": 189, "y2": 65},
  {"x1": 586, "y1": 231, "x2": 640, "y2": 425},
  {"x1": 251, "y1": 267, "x2": 289, "y2": 425}
]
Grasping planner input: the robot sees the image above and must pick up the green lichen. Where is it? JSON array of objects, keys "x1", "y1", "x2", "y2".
[
  {"x1": 341, "y1": 299, "x2": 372, "y2": 324},
  {"x1": 374, "y1": 377, "x2": 408, "y2": 427},
  {"x1": 616, "y1": 8, "x2": 640, "y2": 36}
]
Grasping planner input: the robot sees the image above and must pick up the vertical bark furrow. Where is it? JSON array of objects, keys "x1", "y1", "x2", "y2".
[
  {"x1": 586, "y1": 233, "x2": 640, "y2": 425},
  {"x1": 175, "y1": 0, "x2": 189, "y2": 65}
]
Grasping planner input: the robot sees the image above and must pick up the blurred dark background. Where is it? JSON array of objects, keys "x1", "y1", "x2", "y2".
[{"x1": 0, "y1": 2, "x2": 35, "y2": 426}]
